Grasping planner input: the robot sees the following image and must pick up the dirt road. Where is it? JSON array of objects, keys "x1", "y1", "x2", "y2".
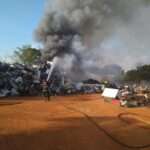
[{"x1": 0, "y1": 94, "x2": 150, "y2": 150}]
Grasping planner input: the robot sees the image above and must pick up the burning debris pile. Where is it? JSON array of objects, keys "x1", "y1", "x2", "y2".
[
  {"x1": 1, "y1": 61, "x2": 150, "y2": 108},
  {"x1": 0, "y1": 61, "x2": 102, "y2": 98},
  {"x1": 61, "y1": 81, "x2": 102, "y2": 95}
]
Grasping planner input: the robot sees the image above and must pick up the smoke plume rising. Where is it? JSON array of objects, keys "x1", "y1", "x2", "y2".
[{"x1": 35, "y1": 0, "x2": 150, "y2": 80}]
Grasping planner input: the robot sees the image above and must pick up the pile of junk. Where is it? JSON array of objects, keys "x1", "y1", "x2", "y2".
[
  {"x1": 0, "y1": 62, "x2": 42, "y2": 97},
  {"x1": 119, "y1": 85, "x2": 150, "y2": 107},
  {"x1": 102, "y1": 84, "x2": 150, "y2": 108},
  {"x1": 0, "y1": 62, "x2": 102, "y2": 97},
  {"x1": 2, "y1": 60, "x2": 150, "y2": 108}
]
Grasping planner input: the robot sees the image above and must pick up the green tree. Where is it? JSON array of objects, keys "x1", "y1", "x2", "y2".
[
  {"x1": 124, "y1": 65, "x2": 150, "y2": 82},
  {"x1": 124, "y1": 70, "x2": 139, "y2": 82},
  {"x1": 136, "y1": 65, "x2": 150, "y2": 81},
  {"x1": 14, "y1": 45, "x2": 41, "y2": 65}
]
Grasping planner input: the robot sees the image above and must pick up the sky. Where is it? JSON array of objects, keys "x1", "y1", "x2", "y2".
[{"x1": 0, "y1": 0, "x2": 46, "y2": 60}]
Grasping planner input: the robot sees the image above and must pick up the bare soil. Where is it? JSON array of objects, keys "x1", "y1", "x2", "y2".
[{"x1": 0, "y1": 94, "x2": 150, "y2": 150}]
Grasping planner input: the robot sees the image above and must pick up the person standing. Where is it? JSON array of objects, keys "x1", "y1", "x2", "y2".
[{"x1": 42, "y1": 80, "x2": 51, "y2": 101}]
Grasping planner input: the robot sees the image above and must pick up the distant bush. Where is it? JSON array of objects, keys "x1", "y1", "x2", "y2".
[{"x1": 124, "y1": 65, "x2": 150, "y2": 82}]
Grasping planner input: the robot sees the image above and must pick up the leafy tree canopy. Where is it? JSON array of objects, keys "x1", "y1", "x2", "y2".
[{"x1": 14, "y1": 45, "x2": 41, "y2": 65}]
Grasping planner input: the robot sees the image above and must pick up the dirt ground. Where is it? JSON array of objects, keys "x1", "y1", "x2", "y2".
[{"x1": 0, "y1": 94, "x2": 150, "y2": 150}]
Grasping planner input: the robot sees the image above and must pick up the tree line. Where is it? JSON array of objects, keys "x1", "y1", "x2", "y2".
[{"x1": 124, "y1": 65, "x2": 150, "y2": 82}]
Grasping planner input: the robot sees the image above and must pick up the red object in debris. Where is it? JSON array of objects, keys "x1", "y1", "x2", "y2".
[{"x1": 112, "y1": 99, "x2": 120, "y2": 105}]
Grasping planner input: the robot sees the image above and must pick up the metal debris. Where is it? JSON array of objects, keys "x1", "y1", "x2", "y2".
[{"x1": 0, "y1": 62, "x2": 102, "y2": 97}]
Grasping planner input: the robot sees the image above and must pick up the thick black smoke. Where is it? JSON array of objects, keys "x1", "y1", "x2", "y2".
[{"x1": 35, "y1": 0, "x2": 150, "y2": 80}]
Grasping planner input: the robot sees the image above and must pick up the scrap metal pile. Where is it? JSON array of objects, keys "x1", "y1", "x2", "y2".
[
  {"x1": 0, "y1": 62, "x2": 41, "y2": 97},
  {"x1": 102, "y1": 83, "x2": 150, "y2": 108},
  {"x1": 2, "y1": 61, "x2": 149, "y2": 108},
  {"x1": 0, "y1": 62, "x2": 102, "y2": 97},
  {"x1": 119, "y1": 85, "x2": 150, "y2": 107}
]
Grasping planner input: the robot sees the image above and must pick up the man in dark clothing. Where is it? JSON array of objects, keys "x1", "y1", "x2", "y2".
[{"x1": 42, "y1": 80, "x2": 51, "y2": 101}]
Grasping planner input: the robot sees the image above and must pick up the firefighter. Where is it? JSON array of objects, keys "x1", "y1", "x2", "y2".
[{"x1": 42, "y1": 80, "x2": 51, "y2": 101}]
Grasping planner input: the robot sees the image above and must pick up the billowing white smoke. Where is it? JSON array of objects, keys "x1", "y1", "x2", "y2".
[
  {"x1": 99, "y1": 5, "x2": 150, "y2": 70},
  {"x1": 35, "y1": 0, "x2": 150, "y2": 80}
]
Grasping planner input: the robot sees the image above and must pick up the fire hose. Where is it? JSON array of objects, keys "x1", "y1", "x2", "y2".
[
  {"x1": 118, "y1": 113, "x2": 150, "y2": 129},
  {"x1": 62, "y1": 105, "x2": 150, "y2": 149}
]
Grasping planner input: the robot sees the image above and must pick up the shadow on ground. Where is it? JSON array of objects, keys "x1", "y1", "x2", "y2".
[
  {"x1": 0, "y1": 115, "x2": 150, "y2": 150},
  {"x1": 0, "y1": 102, "x2": 23, "y2": 106}
]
